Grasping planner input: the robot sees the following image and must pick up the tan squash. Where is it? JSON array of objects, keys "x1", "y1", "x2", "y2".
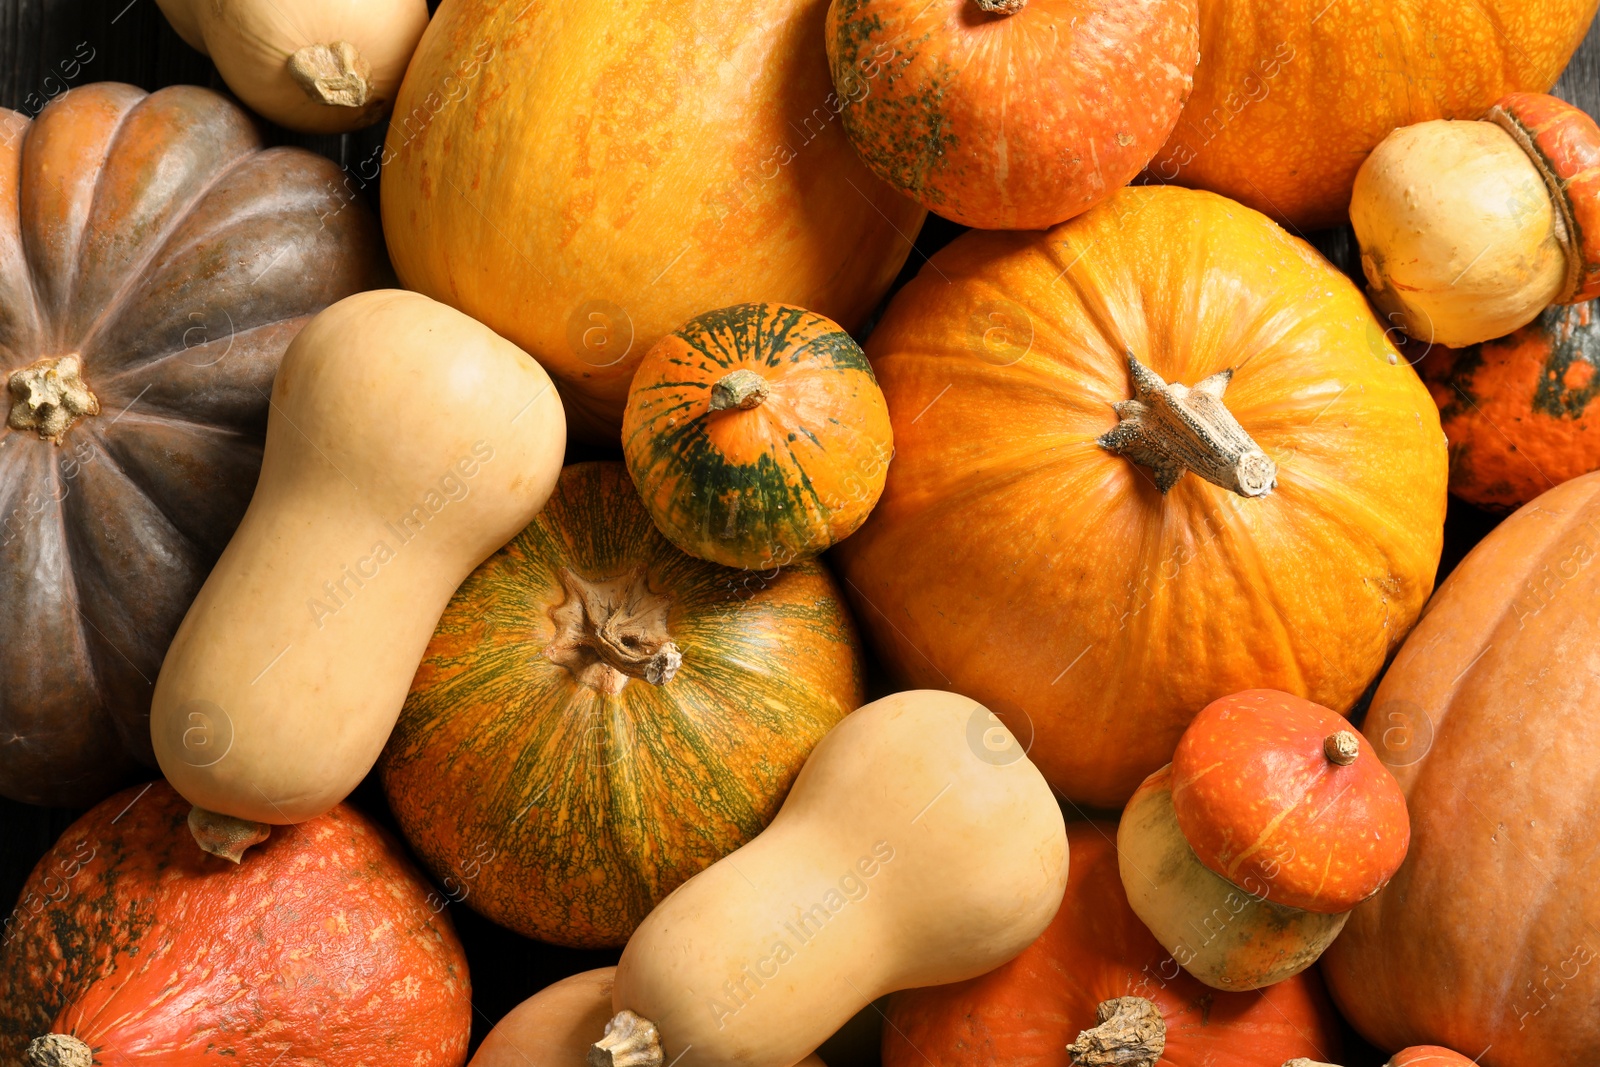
[
  {"x1": 155, "y1": 0, "x2": 429, "y2": 132},
  {"x1": 151, "y1": 289, "x2": 565, "y2": 857},
  {"x1": 590, "y1": 690, "x2": 1069, "y2": 1067},
  {"x1": 473, "y1": 969, "x2": 826, "y2": 1067}
]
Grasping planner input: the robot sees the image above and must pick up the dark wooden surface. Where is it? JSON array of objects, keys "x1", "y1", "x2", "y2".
[{"x1": 1, "y1": 2, "x2": 1598, "y2": 1061}]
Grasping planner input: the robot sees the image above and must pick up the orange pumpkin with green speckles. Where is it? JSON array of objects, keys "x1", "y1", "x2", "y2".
[
  {"x1": 1155, "y1": 0, "x2": 1598, "y2": 229},
  {"x1": 823, "y1": 0, "x2": 1198, "y2": 229},
  {"x1": 379, "y1": 462, "x2": 865, "y2": 949},
  {"x1": 623, "y1": 303, "x2": 892, "y2": 570},
  {"x1": 0, "y1": 781, "x2": 471, "y2": 1065},
  {"x1": 1420, "y1": 300, "x2": 1600, "y2": 510}
]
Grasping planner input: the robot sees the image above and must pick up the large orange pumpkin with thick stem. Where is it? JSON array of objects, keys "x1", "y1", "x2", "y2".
[
  {"x1": 1151, "y1": 0, "x2": 1597, "y2": 229},
  {"x1": 1321, "y1": 470, "x2": 1600, "y2": 1067},
  {"x1": 833, "y1": 185, "x2": 1447, "y2": 808},
  {"x1": 1420, "y1": 300, "x2": 1600, "y2": 510},
  {"x1": 381, "y1": 0, "x2": 923, "y2": 443},
  {"x1": 883, "y1": 821, "x2": 1343, "y2": 1067}
]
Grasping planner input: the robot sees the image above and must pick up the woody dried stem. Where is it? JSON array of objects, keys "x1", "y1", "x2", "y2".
[
  {"x1": 1067, "y1": 996, "x2": 1167, "y2": 1067},
  {"x1": 188, "y1": 805, "x2": 272, "y2": 863},
  {"x1": 589, "y1": 1010, "x2": 663, "y2": 1067},
  {"x1": 288, "y1": 41, "x2": 373, "y2": 108},
  {"x1": 545, "y1": 567, "x2": 682, "y2": 694}
]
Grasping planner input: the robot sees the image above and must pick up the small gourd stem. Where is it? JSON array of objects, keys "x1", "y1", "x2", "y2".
[
  {"x1": 1067, "y1": 996, "x2": 1166, "y2": 1067},
  {"x1": 707, "y1": 368, "x2": 769, "y2": 412},
  {"x1": 8, "y1": 355, "x2": 99, "y2": 444},
  {"x1": 27, "y1": 1034, "x2": 93, "y2": 1067},
  {"x1": 187, "y1": 806, "x2": 271, "y2": 863},
  {"x1": 546, "y1": 568, "x2": 682, "y2": 693},
  {"x1": 1282, "y1": 1060, "x2": 1342, "y2": 1067},
  {"x1": 1486, "y1": 104, "x2": 1580, "y2": 303},
  {"x1": 287, "y1": 42, "x2": 373, "y2": 108},
  {"x1": 1324, "y1": 731, "x2": 1361, "y2": 766},
  {"x1": 972, "y1": 0, "x2": 1027, "y2": 12},
  {"x1": 1097, "y1": 353, "x2": 1277, "y2": 498},
  {"x1": 589, "y1": 1010, "x2": 663, "y2": 1067}
]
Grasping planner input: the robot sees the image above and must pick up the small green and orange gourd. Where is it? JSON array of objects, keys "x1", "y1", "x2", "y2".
[
  {"x1": 381, "y1": 461, "x2": 866, "y2": 948},
  {"x1": 623, "y1": 303, "x2": 892, "y2": 570}
]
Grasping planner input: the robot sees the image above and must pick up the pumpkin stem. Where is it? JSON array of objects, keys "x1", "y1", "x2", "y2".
[
  {"x1": 1097, "y1": 354, "x2": 1277, "y2": 498},
  {"x1": 7, "y1": 355, "x2": 99, "y2": 444},
  {"x1": 546, "y1": 567, "x2": 683, "y2": 694},
  {"x1": 287, "y1": 42, "x2": 373, "y2": 108},
  {"x1": 187, "y1": 805, "x2": 272, "y2": 863},
  {"x1": 708, "y1": 368, "x2": 770, "y2": 412},
  {"x1": 972, "y1": 0, "x2": 1027, "y2": 11},
  {"x1": 1067, "y1": 996, "x2": 1166, "y2": 1067},
  {"x1": 1324, "y1": 731, "x2": 1361, "y2": 766},
  {"x1": 1282, "y1": 1060, "x2": 1342, "y2": 1067},
  {"x1": 26, "y1": 1035, "x2": 93, "y2": 1067},
  {"x1": 589, "y1": 1010, "x2": 663, "y2": 1067}
]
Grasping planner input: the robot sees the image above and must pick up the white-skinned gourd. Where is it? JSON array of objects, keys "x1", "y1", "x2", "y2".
[
  {"x1": 154, "y1": 0, "x2": 429, "y2": 133},
  {"x1": 590, "y1": 689, "x2": 1069, "y2": 1067},
  {"x1": 151, "y1": 289, "x2": 565, "y2": 860}
]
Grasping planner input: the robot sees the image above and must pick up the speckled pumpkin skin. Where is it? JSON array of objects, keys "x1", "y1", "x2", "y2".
[
  {"x1": 1155, "y1": 0, "x2": 1597, "y2": 229},
  {"x1": 0, "y1": 83, "x2": 387, "y2": 808},
  {"x1": 623, "y1": 303, "x2": 892, "y2": 570},
  {"x1": 824, "y1": 0, "x2": 1198, "y2": 229},
  {"x1": 1421, "y1": 300, "x2": 1600, "y2": 511},
  {"x1": 0, "y1": 781, "x2": 471, "y2": 1066},
  {"x1": 1170, "y1": 689, "x2": 1409, "y2": 914},
  {"x1": 380, "y1": 462, "x2": 865, "y2": 948}
]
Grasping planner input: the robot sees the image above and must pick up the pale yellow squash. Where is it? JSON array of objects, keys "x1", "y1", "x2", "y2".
[
  {"x1": 155, "y1": 0, "x2": 429, "y2": 132},
  {"x1": 151, "y1": 290, "x2": 565, "y2": 855},
  {"x1": 593, "y1": 690, "x2": 1069, "y2": 1067},
  {"x1": 474, "y1": 968, "x2": 827, "y2": 1067}
]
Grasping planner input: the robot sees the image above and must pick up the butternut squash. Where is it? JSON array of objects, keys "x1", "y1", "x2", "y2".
[
  {"x1": 590, "y1": 689, "x2": 1069, "y2": 1067},
  {"x1": 474, "y1": 969, "x2": 827, "y2": 1067},
  {"x1": 154, "y1": 0, "x2": 429, "y2": 132},
  {"x1": 151, "y1": 289, "x2": 565, "y2": 858}
]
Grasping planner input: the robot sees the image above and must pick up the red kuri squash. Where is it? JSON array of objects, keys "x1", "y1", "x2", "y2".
[
  {"x1": 884, "y1": 820, "x2": 1343, "y2": 1067},
  {"x1": 824, "y1": 0, "x2": 1198, "y2": 229},
  {"x1": 1321, "y1": 470, "x2": 1600, "y2": 1066},
  {"x1": 0, "y1": 83, "x2": 386, "y2": 808},
  {"x1": 622, "y1": 302, "x2": 892, "y2": 570},
  {"x1": 381, "y1": 0, "x2": 923, "y2": 441},
  {"x1": 381, "y1": 462, "x2": 865, "y2": 948},
  {"x1": 0, "y1": 781, "x2": 471, "y2": 1065},
  {"x1": 1153, "y1": 0, "x2": 1597, "y2": 229},
  {"x1": 834, "y1": 185, "x2": 1447, "y2": 807}
]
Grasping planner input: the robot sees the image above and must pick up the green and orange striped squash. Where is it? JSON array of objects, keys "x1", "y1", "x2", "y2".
[
  {"x1": 622, "y1": 303, "x2": 893, "y2": 570},
  {"x1": 379, "y1": 461, "x2": 866, "y2": 948}
]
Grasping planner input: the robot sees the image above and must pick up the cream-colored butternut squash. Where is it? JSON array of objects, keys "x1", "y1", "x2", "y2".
[
  {"x1": 475, "y1": 969, "x2": 827, "y2": 1067},
  {"x1": 591, "y1": 689, "x2": 1069, "y2": 1067},
  {"x1": 151, "y1": 289, "x2": 565, "y2": 857},
  {"x1": 154, "y1": 0, "x2": 428, "y2": 132}
]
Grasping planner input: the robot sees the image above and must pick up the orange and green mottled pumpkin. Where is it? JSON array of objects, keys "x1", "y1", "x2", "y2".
[
  {"x1": 379, "y1": 461, "x2": 865, "y2": 949},
  {"x1": 623, "y1": 303, "x2": 892, "y2": 570},
  {"x1": 1420, "y1": 300, "x2": 1600, "y2": 511}
]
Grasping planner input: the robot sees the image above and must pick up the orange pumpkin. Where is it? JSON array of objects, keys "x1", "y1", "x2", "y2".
[
  {"x1": 381, "y1": 0, "x2": 923, "y2": 442},
  {"x1": 824, "y1": 0, "x2": 1198, "y2": 229},
  {"x1": 1152, "y1": 0, "x2": 1597, "y2": 229},
  {"x1": 623, "y1": 302, "x2": 892, "y2": 569},
  {"x1": 883, "y1": 820, "x2": 1344, "y2": 1067},
  {"x1": 834, "y1": 185, "x2": 1447, "y2": 807},
  {"x1": 1321, "y1": 471, "x2": 1600, "y2": 1066},
  {"x1": 0, "y1": 781, "x2": 471, "y2": 1064},
  {"x1": 1420, "y1": 299, "x2": 1600, "y2": 510}
]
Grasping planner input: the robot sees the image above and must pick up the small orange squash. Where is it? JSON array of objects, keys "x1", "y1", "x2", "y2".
[
  {"x1": 623, "y1": 303, "x2": 892, "y2": 570},
  {"x1": 1420, "y1": 299, "x2": 1600, "y2": 511},
  {"x1": 835, "y1": 185, "x2": 1448, "y2": 807},
  {"x1": 381, "y1": 462, "x2": 865, "y2": 948}
]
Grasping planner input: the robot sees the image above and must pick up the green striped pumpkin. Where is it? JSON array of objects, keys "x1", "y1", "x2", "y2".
[
  {"x1": 379, "y1": 461, "x2": 865, "y2": 948},
  {"x1": 622, "y1": 302, "x2": 893, "y2": 569}
]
